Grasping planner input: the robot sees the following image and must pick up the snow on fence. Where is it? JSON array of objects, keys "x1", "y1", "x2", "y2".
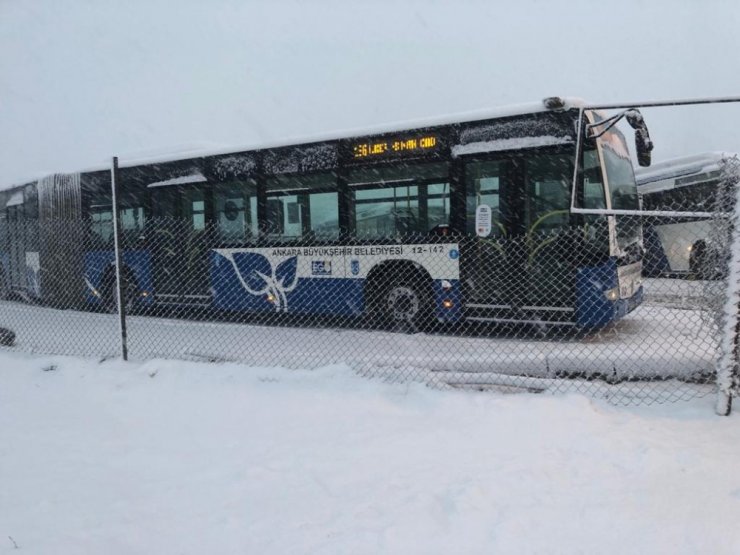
[{"x1": 1, "y1": 166, "x2": 740, "y2": 411}]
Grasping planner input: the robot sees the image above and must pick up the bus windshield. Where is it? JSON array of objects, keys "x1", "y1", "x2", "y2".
[{"x1": 600, "y1": 131, "x2": 640, "y2": 248}]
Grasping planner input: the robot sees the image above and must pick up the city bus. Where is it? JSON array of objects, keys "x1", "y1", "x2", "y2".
[
  {"x1": 0, "y1": 97, "x2": 646, "y2": 329},
  {"x1": 636, "y1": 152, "x2": 738, "y2": 278}
]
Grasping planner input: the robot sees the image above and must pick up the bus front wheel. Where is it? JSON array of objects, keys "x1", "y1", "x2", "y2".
[{"x1": 381, "y1": 281, "x2": 433, "y2": 332}]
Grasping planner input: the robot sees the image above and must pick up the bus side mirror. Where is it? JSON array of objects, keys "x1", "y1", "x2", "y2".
[
  {"x1": 634, "y1": 128, "x2": 653, "y2": 167},
  {"x1": 625, "y1": 109, "x2": 653, "y2": 167}
]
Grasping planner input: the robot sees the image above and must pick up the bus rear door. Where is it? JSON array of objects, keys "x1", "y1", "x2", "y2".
[{"x1": 149, "y1": 183, "x2": 211, "y2": 305}]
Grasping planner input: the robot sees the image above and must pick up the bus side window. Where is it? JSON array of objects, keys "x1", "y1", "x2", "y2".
[
  {"x1": 214, "y1": 180, "x2": 257, "y2": 244},
  {"x1": 524, "y1": 154, "x2": 571, "y2": 233},
  {"x1": 427, "y1": 183, "x2": 451, "y2": 231},
  {"x1": 266, "y1": 173, "x2": 338, "y2": 241},
  {"x1": 181, "y1": 188, "x2": 207, "y2": 231},
  {"x1": 91, "y1": 208, "x2": 114, "y2": 246},
  {"x1": 119, "y1": 207, "x2": 145, "y2": 245},
  {"x1": 354, "y1": 185, "x2": 419, "y2": 239},
  {"x1": 348, "y1": 163, "x2": 449, "y2": 239}
]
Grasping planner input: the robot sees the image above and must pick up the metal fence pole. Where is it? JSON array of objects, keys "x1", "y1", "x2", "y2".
[
  {"x1": 111, "y1": 156, "x2": 128, "y2": 361},
  {"x1": 715, "y1": 182, "x2": 740, "y2": 416}
]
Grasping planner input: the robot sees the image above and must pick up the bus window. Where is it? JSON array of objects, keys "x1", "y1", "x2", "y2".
[
  {"x1": 427, "y1": 183, "x2": 450, "y2": 230},
  {"x1": 120, "y1": 207, "x2": 144, "y2": 232},
  {"x1": 524, "y1": 154, "x2": 571, "y2": 234},
  {"x1": 354, "y1": 185, "x2": 419, "y2": 238},
  {"x1": 583, "y1": 149, "x2": 606, "y2": 210},
  {"x1": 603, "y1": 145, "x2": 639, "y2": 211},
  {"x1": 465, "y1": 161, "x2": 504, "y2": 237},
  {"x1": 309, "y1": 191, "x2": 339, "y2": 239},
  {"x1": 214, "y1": 180, "x2": 257, "y2": 244},
  {"x1": 181, "y1": 188, "x2": 206, "y2": 231},
  {"x1": 349, "y1": 163, "x2": 449, "y2": 238},
  {"x1": 266, "y1": 173, "x2": 338, "y2": 240},
  {"x1": 118, "y1": 206, "x2": 145, "y2": 247},
  {"x1": 90, "y1": 205, "x2": 113, "y2": 246},
  {"x1": 87, "y1": 179, "x2": 144, "y2": 248}
]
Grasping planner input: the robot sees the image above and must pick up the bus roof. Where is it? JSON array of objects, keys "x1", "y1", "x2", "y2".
[
  {"x1": 1, "y1": 96, "x2": 588, "y2": 193},
  {"x1": 116, "y1": 97, "x2": 587, "y2": 168},
  {"x1": 635, "y1": 152, "x2": 734, "y2": 189}
]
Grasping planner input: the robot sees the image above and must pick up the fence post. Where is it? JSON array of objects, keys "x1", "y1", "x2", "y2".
[
  {"x1": 111, "y1": 156, "x2": 128, "y2": 361},
  {"x1": 716, "y1": 179, "x2": 740, "y2": 415}
]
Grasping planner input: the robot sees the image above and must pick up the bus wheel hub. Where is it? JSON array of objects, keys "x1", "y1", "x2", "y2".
[{"x1": 387, "y1": 286, "x2": 419, "y2": 320}]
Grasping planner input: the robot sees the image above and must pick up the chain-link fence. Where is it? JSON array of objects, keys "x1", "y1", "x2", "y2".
[
  {"x1": 2, "y1": 174, "x2": 740, "y2": 409},
  {"x1": 1, "y1": 121, "x2": 739, "y2": 410}
]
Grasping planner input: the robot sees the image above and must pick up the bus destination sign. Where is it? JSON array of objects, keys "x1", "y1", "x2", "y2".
[{"x1": 350, "y1": 134, "x2": 440, "y2": 160}]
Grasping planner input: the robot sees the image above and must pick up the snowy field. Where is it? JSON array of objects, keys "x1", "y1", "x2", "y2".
[{"x1": 1, "y1": 350, "x2": 739, "y2": 554}]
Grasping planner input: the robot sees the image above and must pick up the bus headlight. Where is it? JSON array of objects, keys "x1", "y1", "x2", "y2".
[
  {"x1": 604, "y1": 287, "x2": 619, "y2": 302},
  {"x1": 442, "y1": 299, "x2": 454, "y2": 309},
  {"x1": 441, "y1": 280, "x2": 453, "y2": 291}
]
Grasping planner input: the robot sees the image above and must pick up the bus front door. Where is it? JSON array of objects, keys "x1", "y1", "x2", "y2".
[
  {"x1": 464, "y1": 154, "x2": 576, "y2": 324},
  {"x1": 463, "y1": 159, "x2": 524, "y2": 316},
  {"x1": 150, "y1": 185, "x2": 211, "y2": 305},
  {"x1": 521, "y1": 153, "x2": 576, "y2": 319}
]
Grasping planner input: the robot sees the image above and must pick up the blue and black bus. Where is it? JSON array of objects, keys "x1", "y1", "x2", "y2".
[{"x1": 0, "y1": 97, "x2": 646, "y2": 329}]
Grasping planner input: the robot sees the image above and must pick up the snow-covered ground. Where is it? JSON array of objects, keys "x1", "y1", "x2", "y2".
[
  {"x1": 0, "y1": 350, "x2": 739, "y2": 554},
  {"x1": 0, "y1": 301, "x2": 717, "y2": 399},
  {"x1": 0, "y1": 278, "x2": 720, "y2": 404}
]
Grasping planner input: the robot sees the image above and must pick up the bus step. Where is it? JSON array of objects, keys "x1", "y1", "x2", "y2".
[{"x1": 464, "y1": 303, "x2": 575, "y2": 324}]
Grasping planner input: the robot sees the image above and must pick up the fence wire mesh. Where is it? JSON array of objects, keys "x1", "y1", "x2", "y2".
[{"x1": 1, "y1": 195, "x2": 738, "y2": 407}]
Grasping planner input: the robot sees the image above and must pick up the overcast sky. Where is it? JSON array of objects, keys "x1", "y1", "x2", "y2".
[{"x1": 1, "y1": 0, "x2": 739, "y2": 185}]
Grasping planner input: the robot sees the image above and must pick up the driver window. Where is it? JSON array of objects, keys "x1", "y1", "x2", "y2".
[{"x1": 583, "y1": 149, "x2": 606, "y2": 210}]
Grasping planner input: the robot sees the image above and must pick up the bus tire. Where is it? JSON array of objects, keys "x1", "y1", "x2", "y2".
[
  {"x1": 0, "y1": 326, "x2": 15, "y2": 346},
  {"x1": 0, "y1": 268, "x2": 9, "y2": 300},
  {"x1": 689, "y1": 242, "x2": 708, "y2": 280},
  {"x1": 103, "y1": 268, "x2": 140, "y2": 314},
  {"x1": 380, "y1": 279, "x2": 434, "y2": 333}
]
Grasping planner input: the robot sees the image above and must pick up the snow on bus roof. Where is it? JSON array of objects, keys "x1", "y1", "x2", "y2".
[
  {"x1": 635, "y1": 152, "x2": 735, "y2": 185},
  {"x1": 451, "y1": 135, "x2": 574, "y2": 157},
  {"x1": 146, "y1": 172, "x2": 208, "y2": 188},
  {"x1": 0, "y1": 97, "x2": 587, "y2": 191},
  {"x1": 117, "y1": 97, "x2": 587, "y2": 168}
]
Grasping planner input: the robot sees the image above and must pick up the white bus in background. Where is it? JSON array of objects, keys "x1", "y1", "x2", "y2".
[{"x1": 636, "y1": 152, "x2": 739, "y2": 278}]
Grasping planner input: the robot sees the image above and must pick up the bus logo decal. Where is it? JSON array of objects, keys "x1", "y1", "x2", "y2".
[
  {"x1": 219, "y1": 251, "x2": 299, "y2": 312},
  {"x1": 311, "y1": 260, "x2": 332, "y2": 276},
  {"x1": 350, "y1": 260, "x2": 360, "y2": 275}
]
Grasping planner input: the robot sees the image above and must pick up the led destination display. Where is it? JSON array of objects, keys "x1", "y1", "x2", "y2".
[{"x1": 350, "y1": 134, "x2": 440, "y2": 159}]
